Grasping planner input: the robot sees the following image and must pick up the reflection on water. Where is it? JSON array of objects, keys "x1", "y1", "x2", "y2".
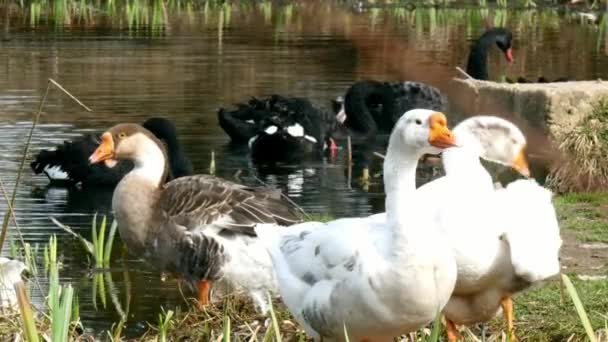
[{"x1": 1, "y1": 1, "x2": 607, "y2": 336}]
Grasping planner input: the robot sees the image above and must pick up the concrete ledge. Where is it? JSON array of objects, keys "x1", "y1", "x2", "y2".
[{"x1": 450, "y1": 78, "x2": 608, "y2": 136}]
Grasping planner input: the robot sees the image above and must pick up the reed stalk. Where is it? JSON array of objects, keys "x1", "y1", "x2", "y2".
[
  {"x1": 15, "y1": 281, "x2": 39, "y2": 342},
  {"x1": 0, "y1": 78, "x2": 91, "y2": 251},
  {"x1": 562, "y1": 274, "x2": 598, "y2": 342}
]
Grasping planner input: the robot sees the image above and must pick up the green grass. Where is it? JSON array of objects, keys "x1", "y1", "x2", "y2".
[
  {"x1": 501, "y1": 276, "x2": 608, "y2": 341},
  {"x1": 554, "y1": 192, "x2": 608, "y2": 243}
]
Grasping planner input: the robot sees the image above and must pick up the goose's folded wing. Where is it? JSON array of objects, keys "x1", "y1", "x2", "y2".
[
  {"x1": 498, "y1": 180, "x2": 562, "y2": 281},
  {"x1": 150, "y1": 220, "x2": 228, "y2": 281},
  {"x1": 267, "y1": 218, "x2": 374, "y2": 284},
  {"x1": 158, "y1": 175, "x2": 303, "y2": 236}
]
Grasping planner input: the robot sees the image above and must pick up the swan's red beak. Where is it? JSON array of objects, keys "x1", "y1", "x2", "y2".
[
  {"x1": 505, "y1": 48, "x2": 514, "y2": 63},
  {"x1": 511, "y1": 146, "x2": 530, "y2": 178},
  {"x1": 89, "y1": 132, "x2": 116, "y2": 167},
  {"x1": 428, "y1": 112, "x2": 457, "y2": 149}
]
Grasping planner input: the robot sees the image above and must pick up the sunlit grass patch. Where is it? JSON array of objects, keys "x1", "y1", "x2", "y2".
[
  {"x1": 554, "y1": 192, "x2": 608, "y2": 243},
  {"x1": 500, "y1": 276, "x2": 608, "y2": 341}
]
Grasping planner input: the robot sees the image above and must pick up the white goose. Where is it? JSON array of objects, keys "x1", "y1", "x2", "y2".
[
  {"x1": 374, "y1": 116, "x2": 561, "y2": 340},
  {"x1": 0, "y1": 257, "x2": 27, "y2": 310},
  {"x1": 255, "y1": 109, "x2": 458, "y2": 342}
]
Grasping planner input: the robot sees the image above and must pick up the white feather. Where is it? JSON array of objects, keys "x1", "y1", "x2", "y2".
[
  {"x1": 336, "y1": 107, "x2": 347, "y2": 124},
  {"x1": 303, "y1": 135, "x2": 317, "y2": 143},
  {"x1": 0, "y1": 257, "x2": 26, "y2": 310},
  {"x1": 286, "y1": 123, "x2": 304, "y2": 137},
  {"x1": 43, "y1": 165, "x2": 69, "y2": 181},
  {"x1": 264, "y1": 125, "x2": 278, "y2": 135}
]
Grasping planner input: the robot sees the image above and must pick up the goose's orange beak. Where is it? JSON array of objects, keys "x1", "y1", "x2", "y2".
[
  {"x1": 511, "y1": 146, "x2": 530, "y2": 178},
  {"x1": 89, "y1": 133, "x2": 115, "y2": 165},
  {"x1": 428, "y1": 112, "x2": 457, "y2": 149}
]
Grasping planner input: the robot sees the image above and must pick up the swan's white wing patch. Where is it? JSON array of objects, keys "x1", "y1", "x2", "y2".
[
  {"x1": 43, "y1": 165, "x2": 68, "y2": 180},
  {"x1": 286, "y1": 124, "x2": 304, "y2": 137},
  {"x1": 265, "y1": 125, "x2": 278, "y2": 135},
  {"x1": 303, "y1": 135, "x2": 317, "y2": 143},
  {"x1": 246, "y1": 119, "x2": 255, "y2": 124},
  {"x1": 336, "y1": 108, "x2": 347, "y2": 123}
]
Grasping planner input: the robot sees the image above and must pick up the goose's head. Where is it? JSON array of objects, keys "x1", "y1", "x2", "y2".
[
  {"x1": 390, "y1": 109, "x2": 457, "y2": 156},
  {"x1": 88, "y1": 123, "x2": 166, "y2": 168},
  {"x1": 454, "y1": 116, "x2": 530, "y2": 177}
]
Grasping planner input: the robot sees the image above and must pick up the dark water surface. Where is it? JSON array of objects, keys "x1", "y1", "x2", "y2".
[{"x1": 0, "y1": 1, "x2": 607, "y2": 338}]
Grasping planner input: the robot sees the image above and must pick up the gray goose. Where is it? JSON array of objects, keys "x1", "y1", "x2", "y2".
[{"x1": 88, "y1": 123, "x2": 303, "y2": 312}]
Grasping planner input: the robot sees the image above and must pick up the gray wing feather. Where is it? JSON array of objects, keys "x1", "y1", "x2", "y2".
[{"x1": 157, "y1": 175, "x2": 303, "y2": 236}]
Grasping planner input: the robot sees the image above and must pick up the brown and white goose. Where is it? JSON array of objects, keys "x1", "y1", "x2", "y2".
[{"x1": 88, "y1": 123, "x2": 303, "y2": 313}]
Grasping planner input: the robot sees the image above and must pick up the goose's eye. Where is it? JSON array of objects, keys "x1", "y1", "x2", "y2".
[
  {"x1": 415, "y1": 119, "x2": 423, "y2": 125},
  {"x1": 118, "y1": 132, "x2": 126, "y2": 139}
]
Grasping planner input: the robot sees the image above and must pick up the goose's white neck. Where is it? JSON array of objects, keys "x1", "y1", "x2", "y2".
[
  {"x1": 442, "y1": 129, "x2": 492, "y2": 184},
  {"x1": 128, "y1": 136, "x2": 167, "y2": 187},
  {"x1": 383, "y1": 138, "x2": 422, "y2": 227}
]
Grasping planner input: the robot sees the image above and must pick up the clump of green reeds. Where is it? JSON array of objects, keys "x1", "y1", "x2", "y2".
[
  {"x1": 547, "y1": 98, "x2": 608, "y2": 193},
  {"x1": 47, "y1": 235, "x2": 76, "y2": 341},
  {"x1": 91, "y1": 214, "x2": 118, "y2": 268},
  {"x1": 157, "y1": 308, "x2": 174, "y2": 342},
  {"x1": 51, "y1": 214, "x2": 118, "y2": 268},
  {"x1": 15, "y1": 235, "x2": 79, "y2": 342},
  {"x1": 51, "y1": 215, "x2": 124, "y2": 314}
]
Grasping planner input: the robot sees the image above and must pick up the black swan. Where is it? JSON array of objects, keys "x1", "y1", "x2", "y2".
[
  {"x1": 466, "y1": 28, "x2": 570, "y2": 83},
  {"x1": 218, "y1": 95, "x2": 338, "y2": 163},
  {"x1": 465, "y1": 27, "x2": 514, "y2": 80},
  {"x1": 30, "y1": 117, "x2": 193, "y2": 186},
  {"x1": 334, "y1": 80, "x2": 448, "y2": 138}
]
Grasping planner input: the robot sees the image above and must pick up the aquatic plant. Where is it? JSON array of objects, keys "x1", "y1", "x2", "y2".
[
  {"x1": 157, "y1": 308, "x2": 174, "y2": 342},
  {"x1": 46, "y1": 235, "x2": 76, "y2": 341},
  {"x1": 15, "y1": 282, "x2": 39, "y2": 342},
  {"x1": 51, "y1": 214, "x2": 118, "y2": 268},
  {"x1": 91, "y1": 214, "x2": 118, "y2": 268},
  {"x1": 14, "y1": 236, "x2": 78, "y2": 342}
]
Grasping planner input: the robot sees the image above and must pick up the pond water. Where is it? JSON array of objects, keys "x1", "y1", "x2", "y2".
[{"x1": 0, "y1": 1, "x2": 606, "y2": 338}]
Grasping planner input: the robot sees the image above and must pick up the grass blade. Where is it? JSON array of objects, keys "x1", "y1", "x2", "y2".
[
  {"x1": 343, "y1": 322, "x2": 351, "y2": 342},
  {"x1": 52, "y1": 285, "x2": 74, "y2": 342},
  {"x1": 222, "y1": 311, "x2": 231, "y2": 342},
  {"x1": 92, "y1": 213, "x2": 98, "y2": 264},
  {"x1": 427, "y1": 311, "x2": 442, "y2": 342},
  {"x1": 15, "y1": 281, "x2": 39, "y2": 342},
  {"x1": 97, "y1": 215, "x2": 107, "y2": 268},
  {"x1": 103, "y1": 220, "x2": 118, "y2": 266},
  {"x1": 158, "y1": 308, "x2": 174, "y2": 342},
  {"x1": 561, "y1": 273, "x2": 598, "y2": 342},
  {"x1": 267, "y1": 292, "x2": 282, "y2": 342}
]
